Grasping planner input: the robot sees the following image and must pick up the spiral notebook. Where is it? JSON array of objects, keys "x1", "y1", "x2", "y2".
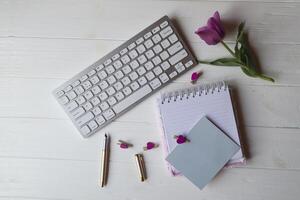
[{"x1": 156, "y1": 81, "x2": 245, "y2": 175}]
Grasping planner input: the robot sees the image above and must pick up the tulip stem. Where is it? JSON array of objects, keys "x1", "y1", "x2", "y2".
[{"x1": 220, "y1": 40, "x2": 235, "y2": 57}]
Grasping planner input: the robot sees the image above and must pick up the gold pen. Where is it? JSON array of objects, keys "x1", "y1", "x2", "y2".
[
  {"x1": 100, "y1": 133, "x2": 110, "y2": 187},
  {"x1": 135, "y1": 154, "x2": 147, "y2": 182}
]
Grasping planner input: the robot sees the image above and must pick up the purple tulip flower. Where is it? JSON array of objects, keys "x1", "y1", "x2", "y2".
[{"x1": 195, "y1": 11, "x2": 225, "y2": 45}]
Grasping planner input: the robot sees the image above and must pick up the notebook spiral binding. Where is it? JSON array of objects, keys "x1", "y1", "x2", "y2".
[{"x1": 161, "y1": 81, "x2": 227, "y2": 104}]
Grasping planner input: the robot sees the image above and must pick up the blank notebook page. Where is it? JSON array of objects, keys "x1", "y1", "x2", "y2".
[{"x1": 157, "y1": 82, "x2": 244, "y2": 175}]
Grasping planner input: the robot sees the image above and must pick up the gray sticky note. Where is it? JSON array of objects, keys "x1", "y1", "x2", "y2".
[{"x1": 166, "y1": 116, "x2": 240, "y2": 189}]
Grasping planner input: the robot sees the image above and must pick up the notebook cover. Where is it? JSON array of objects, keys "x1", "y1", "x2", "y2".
[{"x1": 166, "y1": 116, "x2": 240, "y2": 190}]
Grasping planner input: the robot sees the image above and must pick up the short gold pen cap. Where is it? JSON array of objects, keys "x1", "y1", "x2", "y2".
[{"x1": 135, "y1": 154, "x2": 147, "y2": 182}]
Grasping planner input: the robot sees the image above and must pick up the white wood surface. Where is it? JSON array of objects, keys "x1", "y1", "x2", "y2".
[{"x1": 1, "y1": 0, "x2": 300, "y2": 199}]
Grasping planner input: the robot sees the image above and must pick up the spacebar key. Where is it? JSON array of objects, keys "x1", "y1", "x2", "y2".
[{"x1": 113, "y1": 85, "x2": 152, "y2": 114}]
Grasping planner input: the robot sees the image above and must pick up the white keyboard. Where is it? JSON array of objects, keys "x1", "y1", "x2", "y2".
[{"x1": 53, "y1": 16, "x2": 197, "y2": 137}]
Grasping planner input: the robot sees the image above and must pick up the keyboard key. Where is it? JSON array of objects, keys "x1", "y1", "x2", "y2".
[
  {"x1": 99, "y1": 81, "x2": 109, "y2": 90},
  {"x1": 67, "y1": 91, "x2": 77, "y2": 100},
  {"x1": 160, "y1": 26, "x2": 173, "y2": 38},
  {"x1": 159, "y1": 73, "x2": 170, "y2": 83},
  {"x1": 129, "y1": 50, "x2": 138, "y2": 59},
  {"x1": 76, "y1": 112, "x2": 94, "y2": 127},
  {"x1": 95, "y1": 115, "x2": 106, "y2": 125},
  {"x1": 146, "y1": 71, "x2": 155, "y2": 81},
  {"x1": 88, "y1": 120, "x2": 98, "y2": 130},
  {"x1": 130, "y1": 60, "x2": 139, "y2": 69},
  {"x1": 112, "y1": 53, "x2": 120, "y2": 60},
  {"x1": 144, "y1": 39, "x2": 154, "y2": 49},
  {"x1": 83, "y1": 91, "x2": 93, "y2": 100},
  {"x1": 107, "y1": 75, "x2": 116, "y2": 84},
  {"x1": 90, "y1": 75, "x2": 100, "y2": 84},
  {"x1": 145, "y1": 61, "x2": 154, "y2": 71},
  {"x1": 145, "y1": 50, "x2": 155, "y2": 59},
  {"x1": 74, "y1": 86, "x2": 84, "y2": 95},
  {"x1": 91, "y1": 85, "x2": 101, "y2": 95},
  {"x1": 144, "y1": 32, "x2": 152, "y2": 39},
  {"x1": 104, "y1": 59, "x2": 112, "y2": 66},
  {"x1": 138, "y1": 76, "x2": 147, "y2": 86},
  {"x1": 113, "y1": 85, "x2": 152, "y2": 114},
  {"x1": 72, "y1": 107, "x2": 85, "y2": 118},
  {"x1": 185, "y1": 60, "x2": 194, "y2": 68},
  {"x1": 120, "y1": 48, "x2": 128, "y2": 55},
  {"x1": 129, "y1": 72, "x2": 138, "y2": 81},
  {"x1": 82, "y1": 81, "x2": 92, "y2": 90},
  {"x1": 88, "y1": 69, "x2": 96, "y2": 77},
  {"x1": 115, "y1": 92, "x2": 125, "y2": 101},
  {"x1": 153, "y1": 44, "x2": 163, "y2": 54},
  {"x1": 152, "y1": 26, "x2": 160, "y2": 34},
  {"x1": 161, "y1": 39, "x2": 170, "y2": 49},
  {"x1": 99, "y1": 92, "x2": 108, "y2": 101},
  {"x1": 103, "y1": 109, "x2": 115, "y2": 120},
  {"x1": 168, "y1": 34, "x2": 178, "y2": 44},
  {"x1": 56, "y1": 90, "x2": 64, "y2": 97},
  {"x1": 100, "y1": 102, "x2": 109, "y2": 111},
  {"x1": 64, "y1": 85, "x2": 72, "y2": 92},
  {"x1": 137, "y1": 66, "x2": 146, "y2": 76},
  {"x1": 167, "y1": 42, "x2": 183, "y2": 55},
  {"x1": 161, "y1": 61, "x2": 171, "y2": 70},
  {"x1": 113, "y1": 60, "x2": 123, "y2": 69},
  {"x1": 150, "y1": 78, "x2": 162, "y2": 89},
  {"x1": 153, "y1": 66, "x2": 163, "y2": 76},
  {"x1": 137, "y1": 55, "x2": 147, "y2": 64},
  {"x1": 169, "y1": 50, "x2": 188, "y2": 65},
  {"x1": 80, "y1": 75, "x2": 88, "y2": 82},
  {"x1": 169, "y1": 71, "x2": 178, "y2": 78},
  {"x1": 76, "y1": 96, "x2": 86, "y2": 105},
  {"x1": 108, "y1": 97, "x2": 117, "y2": 106},
  {"x1": 83, "y1": 102, "x2": 93, "y2": 111},
  {"x1": 106, "y1": 65, "x2": 115, "y2": 74},
  {"x1": 123, "y1": 87, "x2": 132, "y2": 96},
  {"x1": 152, "y1": 56, "x2": 162, "y2": 65},
  {"x1": 136, "y1": 37, "x2": 144, "y2": 44},
  {"x1": 160, "y1": 21, "x2": 168, "y2": 28},
  {"x1": 160, "y1": 51, "x2": 169, "y2": 60},
  {"x1": 72, "y1": 80, "x2": 80, "y2": 87},
  {"x1": 130, "y1": 81, "x2": 140, "y2": 91},
  {"x1": 115, "y1": 70, "x2": 124, "y2": 79},
  {"x1": 152, "y1": 34, "x2": 162, "y2": 44},
  {"x1": 92, "y1": 106, "x2": 102, "y2": 116},
  {"x1": 121, "y1": 77, "x2": 131, "y2": 85},
  {"x1": 114, "y1": 82, "x2": 123, "y2": 91},
  {"x1": 137, "y1": 44, "x2": 146, "y2": 54},
  {"x1": 80, "y1": 125, "x2": 91, "y2": 136},
  {"x1": 98, "y1": 71, "x2": 107, "y2": 79},
  {"x1": 175, "y1": 62, "x2": 185, "y2": 73},
  {"x1": 122, "y1": 65, "x2": 132, "y2": 74},
  {"x1": 91, "y1": 97, "x2": 100, "y2": 106},
  {"x1": 66, "y1": 101, "x2": 78, "y2": 112},
  {"x1": 96, "y1": 64, "x2": 104, "y2": 71},
  {"x1": 107, "y1": 87, "x2": 116, "y2": 96},
  {"x1": 121, "y1": 55, "x2": 130, "y2": 64},
  {"x1": 128, "y1": 42, "x2": 136, "y2": 50}
]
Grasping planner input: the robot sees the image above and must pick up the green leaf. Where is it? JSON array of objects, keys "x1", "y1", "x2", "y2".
[
  {"x1": 208, "y1": 58, "x2": 241, "y2": 66},
  {"x1": 235, "y1": 22, "x2": 246, "y2": 57},
  {"x1": 240, "y1": 66, "x2": 257, "y2": 77},
  {"x1": 237, "y1": 22, "x2": 245, "y2": 42}
]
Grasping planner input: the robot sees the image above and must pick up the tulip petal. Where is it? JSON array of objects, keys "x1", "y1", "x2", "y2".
[
  {"x1": 195, "y1": 26, "x2": 222, "y2": 45},
  {"x1": 207, "y1": 17, "x2": 225, "y2": 38},
  {"x1": 213, "y1": 11, "x2": 221, "y2": 23}
]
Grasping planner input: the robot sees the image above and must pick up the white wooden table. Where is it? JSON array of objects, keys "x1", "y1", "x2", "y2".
[{"x1": 1, "y1": 0, "x2": 300, "y2": 199}]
